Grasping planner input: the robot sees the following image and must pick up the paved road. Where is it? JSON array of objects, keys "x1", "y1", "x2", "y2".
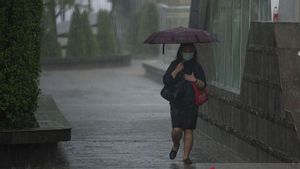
[{"x1": 39, "y1": 60, "x2": 249, "y2": 169}]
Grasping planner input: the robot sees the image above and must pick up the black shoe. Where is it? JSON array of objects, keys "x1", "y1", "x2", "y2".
[
  {"x1": 183, "y1": 158, "x2": 192, "y2": 165},
  {"x1": 169, "y1": 144, "x2": 180, "y2": 160}
]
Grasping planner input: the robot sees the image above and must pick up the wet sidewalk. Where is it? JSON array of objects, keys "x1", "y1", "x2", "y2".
[{"x1": 40, "y1": 60, "x2": 250, "y2": 169}]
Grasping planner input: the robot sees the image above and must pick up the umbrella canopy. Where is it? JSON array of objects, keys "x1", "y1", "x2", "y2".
[{"x1": 144, "y1": 26, "x2": 216, "y2": 44}]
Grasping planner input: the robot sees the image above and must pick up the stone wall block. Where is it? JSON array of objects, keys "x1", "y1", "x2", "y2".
[
  {"x1": 195, "y1": 22, "x2": 300, "y2": 161},
  {"x1": 217, "y1": 100, "x2": 226, "y2": 123},
  {"x1": 224, "y1": 104, "x2": 232, "y2": 127},
  {"x1": 240, "y1": 22, "x2": 300, "y2": 161},
  {"x1": 247, "y1": 23, "x2": 276, "y2": 48},
  {"x1": 240, "y1": 111, "x2": 248, "y2": 134},
  {"x1": 242, "y1": 50, "x2": 254, "y2": 75},
  {"x1": 277, "y1": 49, "x2": 300, "y2": 113},
  {"x1": 257, "y1": 148, "x2": 282, "y2": 162},
  {"x1": 232, "y1": 107, "x2": 241, "y2": 131},
  {"x1": 210, "y1": 98, "x2": 218, "y2": 120},
  {"x1": 246, "y1": 113, "x2": 257, "y2": 139},
  {"x1": 286, "y1": 128, "x2": 300, "y2": 158},
  {"x1": 257, "y1": 118, "x2": 269, "y2": 144},
  {"x1": 275, "y1": 24, "x2": 300, "y2": 49}
]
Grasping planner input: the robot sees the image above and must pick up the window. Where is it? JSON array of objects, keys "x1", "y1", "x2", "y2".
[{"x1": 206, "y1": 0, "x2": 271, "y2": 92}]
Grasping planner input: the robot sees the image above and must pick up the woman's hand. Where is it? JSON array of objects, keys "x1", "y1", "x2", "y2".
[
  {"x1": 184, "y1": 72, "x2": 196, "y2": 82},
  {"x1": 171, "y1": 63, "x2": 184, "y2": 79},
  {"x1": 174, "y1": 62, "x2": 184, "y2": 73},
  {"x1": 185, "y1": 73, "x2": 205, "y2": 89}
]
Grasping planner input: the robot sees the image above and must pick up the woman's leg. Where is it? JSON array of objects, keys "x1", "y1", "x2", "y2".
[
  {"x1": 169, "y1": 128, "x2": 182, "y2": 160},
  {"x1": 183, "y1": 129, "x2": 193, "y2": 160},
  {"x1": 171, "y1": 128, "x2": 182, "y2": 149}
]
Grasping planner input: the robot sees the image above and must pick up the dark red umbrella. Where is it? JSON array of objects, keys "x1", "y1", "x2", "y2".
[
  {"x1": 144, "y1": 26, "x2": 216, "y2": 44},
  {"x1": 144, "y1": 26, "x2": 216, "y2": 54}
]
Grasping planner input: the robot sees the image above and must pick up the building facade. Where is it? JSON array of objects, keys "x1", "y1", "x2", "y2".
[
  {"x1": 190, "y1": 0, "x2": 300, "y2": 162},
  {"x1": 191, "y1": 0, "x2": 271, "y2": 91}
]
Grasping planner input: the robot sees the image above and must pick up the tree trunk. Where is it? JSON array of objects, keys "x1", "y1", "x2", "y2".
[
  {"x1": 49, "y1": 0, "x2": 57, "y2": 34},
  {"x1": 88, "y1": 0, "x2": 91, "y2": 12},
  {"x1": 62, "y1": 1, "x2": 65, "y2": 21}
]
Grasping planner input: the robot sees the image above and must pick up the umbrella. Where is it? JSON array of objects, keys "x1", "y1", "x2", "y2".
[{"x1": 144, "y1": 26, "x2": 216, "y2": 54}]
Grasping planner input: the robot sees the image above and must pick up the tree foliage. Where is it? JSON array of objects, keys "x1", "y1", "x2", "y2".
[
  {"x1": 44, "y1": 0, "x2": 75, "y2": 23},
  {"x1": 109, "y1": 0, "x2": 141, "y2": 53},
  {"x1": 96, "y1": 10, "x2": 117, "y2": 56},
  {"x1": 66, "y1": 6, "x2": 84, "y2": 57},
  {"x1": 66, "y1": 6, "x2": 98, "y2": 58},
  {"x1": 125, "y1": 12, "x2": 140, "y2": 53},
  {"x1": 81, "y1": 11, "x2": 98, "y2": 57},
  {"x1": 56, "y1": 0, "x2": 76, "y2": 21},
  {"x1": 136, "y1": 2, "x2": 159, "y2": 55},
  {"x1": 40, "y1": 6, "x2": 62, "y2": 58}
]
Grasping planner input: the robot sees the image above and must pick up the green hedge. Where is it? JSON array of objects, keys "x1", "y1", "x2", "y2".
[{"x1": 0, "y1": 0, "x2": 42, "y2": 129}]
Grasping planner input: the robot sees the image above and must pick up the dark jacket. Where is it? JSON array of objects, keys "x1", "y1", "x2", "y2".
[{"x1": 163, "y1": 59, "x2": 206, "y2": 106}]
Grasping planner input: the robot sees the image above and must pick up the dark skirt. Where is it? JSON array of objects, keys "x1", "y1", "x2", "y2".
[{"x1": 169, "y1": 102, "x2": 198, "y2": 129}]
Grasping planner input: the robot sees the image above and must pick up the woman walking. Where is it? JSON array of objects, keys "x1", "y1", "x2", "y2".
[{"x1": 163, "y1": 43, "x2": 206, "y2": 164}]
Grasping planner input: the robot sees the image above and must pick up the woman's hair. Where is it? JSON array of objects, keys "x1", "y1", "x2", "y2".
[{"x1": 175, "y1": 43, "x2": 197, "y2": 63}]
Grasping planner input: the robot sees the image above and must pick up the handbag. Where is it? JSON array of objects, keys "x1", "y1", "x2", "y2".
[
  {"x1": 160, "y1": 80, "x2": 185, "y2": 101},
  {"x1": 160, "y1": 86, "x2": 176, "y2": 101},
  {"x1": 191, "y1": 83, "x2": 209, "y2": 106}
]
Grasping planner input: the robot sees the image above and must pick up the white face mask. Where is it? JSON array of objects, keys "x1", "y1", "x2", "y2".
[{"x1": 182, "y1": 52, "x2": 194, "y2": 61}]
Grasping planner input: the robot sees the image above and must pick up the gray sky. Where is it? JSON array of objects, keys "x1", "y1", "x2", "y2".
[
  {"x1": 59, "y1": 0, "x2": 280, "y2": 23},
  {"x1": 76, "y1": 0, "x2": 112, "y2": 11},
  {"x1": 57, "y1": 0, "x2": 112, "y2": 23}
]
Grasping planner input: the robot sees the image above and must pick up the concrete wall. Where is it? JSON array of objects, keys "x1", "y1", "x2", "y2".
[{"x1": 196, "y1": 22, "x2": 300, "y2": 162}]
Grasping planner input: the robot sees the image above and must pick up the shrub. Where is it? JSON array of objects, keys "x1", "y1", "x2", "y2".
[
  {"x1": 136, "y1": 2, "x2": 159, "y2": 55},
  {"x1": 81, "y1": 11, "x2": 99, "y2": 57},
  {"x1": 66, "y1": 7, "x2": 98, "y2": 58},
  {"x1": 0, "y1": 0, "x2": 42, "y2": 129},
  {"x1": 66, "y1": 6, "x2": 84, "y2": 58},
  {"x1": 96, "y1": 10, "x2": 118, "y2": 56},
  {"x1": 40, "y1": 6, "x2": 62, "y2": 58},
  {"x1": 126, "y1": 12, "x2": 140, "y2": 54}
]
